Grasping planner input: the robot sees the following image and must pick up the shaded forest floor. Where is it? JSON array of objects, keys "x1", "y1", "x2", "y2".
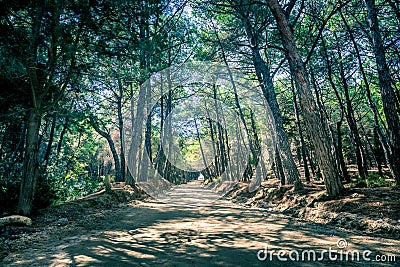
[
  {"x1": 0, "y1": 180, "x2": 399, "y2": 266},
  {"x1": 0, "y1": 186, "x2": 146, "y2": 262},
  {"x1": 227, "y1": 179, "x2": 400, "y2": 239}
]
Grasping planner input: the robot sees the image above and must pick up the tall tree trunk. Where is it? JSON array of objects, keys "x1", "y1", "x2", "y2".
[
  {"x1": 56, "y1": 118, "x2": 68, "y2": 158},
  {"x1": 252, "y1": 47, "x2": 300, "y2": 185},
  {"x1": 239, "y1": 15, "x2": 300, "y2": 185},
  {"x1": 17, "y1": 3, "x2": 44, "y2": 216},
  {"x1": 17, "y1": 108, "x2": 41, "y2": 215},
  {"x1": 274, "y1": 147, "x2": 286, "y2": 185},
  {"x1": 336, "y1": 39, "x2": 368, "y2": 179},
  {"x1": 164, "y1": 66, "x2": 173, "y2": 181},
  {"x1": 267, "y1": 0, "x2": 343, "y2": 196},
  {"x1": 206, "y1": 117, "x2": 219, "y2": 177},
  {"x1": 16, "y1": 0, "x2": 80, "y2": 215},
  {"x1": 194, "y1": 118, "x2": 212, "y2": 178},
  {"x1": 373, "y1": 127, "x2": 385, "y2": 178},
  {"x1": 340, "y1": 11, "x2": 392, "y2": 179},
  {"x1": 154, "y1": 76, "x2": 165, "y2": 173},
  {"x1": 117, "y1": 79, "x2": 126, "y2": 182},
  {"x1": 42, "y1": 114, "x2": 56, "y2": 173},
  {"x1": 213, "y1": 85, "x2": 228, "y2": 178},
  {"x1": 209, "y1": 27, "x2": 250, "y2": 180},
  {"x1": 337, "y1": 119, "x2": 351, "y2": 182},
  {"x1": 229, "y1": 4, "x2": 299, "y2": 183},
  {"x1": 126, "y1": 82, "x2": 146, "y2": 185},
  {"x1": 290, "y1": 77, "x2": 311, "y2": 182},
  {"x1": 307, "y1": 148, "x2": 317, "y2": 177},
  {"x1": 127, "y1": 11, "x2": 150, "y2": 185},
  {"x1": 364, "y1": 0, "x2": 400, "y2": 187},
  {"x1": 90, "y1": 116, "x2": 122, "y2": 183},
  {"x1": 139, "y1": 75, "x2": 153, "y2": 182},
  {"x1": 320, "y1": 35, "x2": 350, "y2": 182},
  {"x1": 359, "y1": 123, "x2": 375, "y2": 169},
  {"x1": 250, "y1": 108, "x2": 267, "y2": 182},
  {"x1": 311, "y1": 70, "x2": 343, "y2": 181}
]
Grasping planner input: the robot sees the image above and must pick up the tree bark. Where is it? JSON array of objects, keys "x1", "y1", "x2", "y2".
[
  {"x1": 213, "y1": 85, "x2": 228, "y2": 178},
  {"x1": 336, "y1": 120, "x2": 351, "y2": 182},
  {"x1": 117, "y1": 79, "x2": 126, "y2": 182},
  {"x1": 290, "y1": 77, "x2": 311, "y2": 182},
  {"x1": 43, "y1": 114, "x2": 56, "y2": 172},
  {"x1": 373, "y1": 127, "x2": 385, "y2": 178},
  {"x1": 267, "y1": 0, "x2": 343, "y2": 196},
  {"x1": 17, "y1": 108, "x2": 41, "y2": 216}
]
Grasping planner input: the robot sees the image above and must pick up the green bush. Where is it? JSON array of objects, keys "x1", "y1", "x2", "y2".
[
  {"x1": 43, "y1": 160, "x2": 104, "y2": 205},
  {"x1": 354, "y1": 173, "x2": 394, "y2": 188}
]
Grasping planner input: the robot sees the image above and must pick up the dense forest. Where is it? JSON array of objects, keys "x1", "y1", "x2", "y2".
[{"x1": 1, "y1": 0, "x2": 399, "y2": 217}]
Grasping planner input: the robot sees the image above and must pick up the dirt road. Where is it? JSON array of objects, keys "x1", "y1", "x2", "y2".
[{"x1": 2, "y1": 181, "x2": 399, "y2": 266}]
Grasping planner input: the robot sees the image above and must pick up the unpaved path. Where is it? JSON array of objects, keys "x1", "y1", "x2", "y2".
[{"x1": 1, "y1": 181, "x2": 399, "y2": 266}]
